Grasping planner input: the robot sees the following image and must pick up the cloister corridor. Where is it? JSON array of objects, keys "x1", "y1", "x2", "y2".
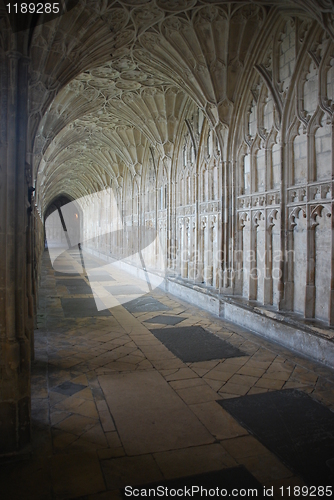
[{"x1": 2, "y1": 0, "x2": 334, "y2": 497}]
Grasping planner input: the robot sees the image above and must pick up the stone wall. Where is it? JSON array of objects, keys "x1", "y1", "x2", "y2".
[
  {"x1": 0, "y1": 24, "x2": 34, "y2": 455},
  {"x1": 82, "y1": 14, "x2": 334, "y2": 326}
]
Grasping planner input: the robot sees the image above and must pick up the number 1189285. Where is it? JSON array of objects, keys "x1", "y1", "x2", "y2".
[
  {"x1": 6, "y1": 3, "x2": 60, "y2": 14},
  {"x1": 279, "y1": 486, "x2": 332, "y2": 496}
]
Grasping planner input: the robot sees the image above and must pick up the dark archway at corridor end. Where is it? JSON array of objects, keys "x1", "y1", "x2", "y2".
[{"x1": 44, "y1": 195, "x2": 82, "y2": 251}]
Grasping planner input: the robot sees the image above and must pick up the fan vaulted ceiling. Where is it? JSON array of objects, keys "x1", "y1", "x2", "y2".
[{"x1": 25, "y1": 0, "x2": 334, "y2": 213}]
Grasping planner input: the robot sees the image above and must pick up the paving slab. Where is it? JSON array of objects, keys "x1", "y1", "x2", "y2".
[
  {"x1": 61, "y1": 298, "x2": 112, "y2": 317},
  {"x1": 144, "y1": 315, "x2": 186, "y2": 325},
  {"x1": 50, "y1": 452, "x2": 105, "y2": 499},
  {"x1": 150, "y1": 326, "x2": 246, "y2": 363},
  {"x1": 50, "y1": 380, "x2": 87, "y2": 396},
  {"x1": 105, "y1": 285, "x2": 144, "y2": 295},
  {"x1": 99, "y1": 370, "x2": 214, "y2": 455},
  {"x1": 219, "y1": 389, "x2": 334, "y2": 486},
  {"x1": 123, "y1": 296, "x2": 170, "y2": 313}
]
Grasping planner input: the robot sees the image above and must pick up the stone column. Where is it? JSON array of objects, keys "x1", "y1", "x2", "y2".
[
  {"x1": 168, "y1": 176, "x2": 176, "y2": 271},
  {"x1": 203, "y1": 216, "x2": 212, "y2": 285},
  {"x1": 222, "y1": 160, "x2": 229, "y2": 288},
  {"x1": 249, "y1": 213, "x2": 258, "y2": 301},
  {"x1": 330, "y1": 200, "x2": 334, "y2": 325},
  {"x1": 206, "y1": 216, "x2": 214, "y2": 286},
  {"x1": 0, "y1": 49, "x2": 31, "y2": 456},
  {"x1": 181, "y1": 217, "x2": 189, "y2": 279},
  {"x1": 305, "y1": 205, "x2": 316, "y2": 318},
  {"x1": 326, "y1": 121, "x2": 334, "y2": 325},
  {"x1": 264, "y1": 210, "x2": 278, "y2": 305},
  {"x1": 176, "y1": 218, "x2": 182, "y2": 275}
]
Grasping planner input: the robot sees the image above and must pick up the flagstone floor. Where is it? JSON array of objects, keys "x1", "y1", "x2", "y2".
[{"x1": 1, "y1": 249, "x2": 334, "y2": 499}]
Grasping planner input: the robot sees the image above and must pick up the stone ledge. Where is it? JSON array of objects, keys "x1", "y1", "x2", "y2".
[
  {"x1": 169, "y1": 286, "x2": 334, "y2": 369},
  {"x1": 220, "y1": 298, "x2": 334, "y2": 369}
]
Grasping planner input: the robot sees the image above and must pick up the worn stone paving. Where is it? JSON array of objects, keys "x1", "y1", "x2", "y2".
[{"x1": 1, "y1": 250, "x2": 334, "y2": 499}]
